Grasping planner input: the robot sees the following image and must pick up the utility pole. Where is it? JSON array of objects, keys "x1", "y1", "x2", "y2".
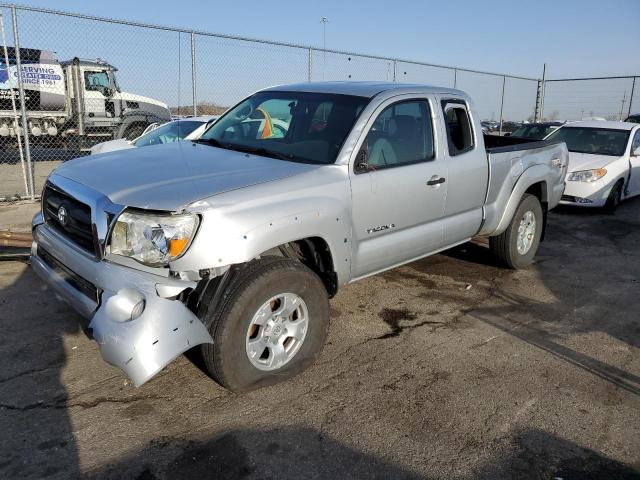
[
  {"x1": 619, "y1": 91, "x2": 626, "y2": 120},
  {"x1": 628, "y1": 77, "x2": 636, "y2": 119},
  {"x1": 320, "y1": 16, "x2": 329, "y2": 80},
  {"x1": 534, "y1": 63, "x2": 546, "y2": 123}
]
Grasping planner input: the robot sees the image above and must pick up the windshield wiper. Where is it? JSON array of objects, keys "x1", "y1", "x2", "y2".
[
  {"x1": 191, "y1": 138, "x2": 228, "y2": 148},
  {"x1": 191, "y1": 139, "x2": 294, "y2": 161},
  {"x1": 227, "y1": 144, "x2": 295, "y2": 161}
]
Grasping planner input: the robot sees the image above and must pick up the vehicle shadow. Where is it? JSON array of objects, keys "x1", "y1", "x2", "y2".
[
  {"x1": 0, "y1": 259, "x2": 82, "y2": 479},
  {"x1": 442, "y1": 195, "x2": 640, "y2": 395},
  {"x1": 85, "y1": 426, "x2": 639, "y2": 479}
]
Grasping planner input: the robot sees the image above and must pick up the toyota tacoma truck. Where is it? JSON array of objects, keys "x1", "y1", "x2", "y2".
[{"x1": 31, "y1": 82, "x2": 568, "y2": 392}]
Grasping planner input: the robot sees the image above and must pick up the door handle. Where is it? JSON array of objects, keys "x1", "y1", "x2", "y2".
[{"x1": 426, "y1": 176, "x2": 446, "y2": 186}]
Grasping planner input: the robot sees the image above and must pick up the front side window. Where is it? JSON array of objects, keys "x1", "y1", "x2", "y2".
[
  {"x1": 632, "y1": 130, "x2": 640, "y2": 155},
  {"x1": 546, "y1": 127, "x2": 630, "y2": 156},
  {"x1": 84, "y1": 71, "x2": 110, "y2": 92},
  {"x1": 361, "y1": 100, "x2": 434, "y2": 170},
  {"x1": 442, "y1": 101, "x2": 474, "y2": 155},
  {"x1": 133, "y1": 120, "x2": 203, "y2": 147},
  {"x1": 199, "y1": 91, "x2": 369, "y2": 164}
]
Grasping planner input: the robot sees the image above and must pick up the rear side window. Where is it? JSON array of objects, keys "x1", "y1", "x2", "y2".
[{"x1": 442, "y1": 100, "x2": 474, "y2": 155}]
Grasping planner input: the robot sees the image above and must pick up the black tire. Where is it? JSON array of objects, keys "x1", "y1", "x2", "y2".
[
  {"x1": 489, "y1": 194, "x2": 543, "y2": 269},
  {"x1": 123, "y1": 123, "x2": 148, "y2": 141},
  {"x1": 604, "y1": 180, "x2": 623, "y2": 214},
  {"x1": 199, "y1": 257, "x2": 330, "y2": 392}
]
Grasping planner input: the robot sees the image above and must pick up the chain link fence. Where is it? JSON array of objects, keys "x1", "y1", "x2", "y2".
[
  {"x1": 541, "y1": 76, "x2": 638, "y2": 122},
  {"x1": 8, "y1": 3, "x2": 630, "y2": 203}
]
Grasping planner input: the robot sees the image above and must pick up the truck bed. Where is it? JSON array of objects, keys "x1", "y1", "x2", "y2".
[
  {"x1": 480, "y1": 134, "x2": 568, "y2": 236},
  {"x1": 484, "y1": 133, "x2": 555, "y2": 152}
]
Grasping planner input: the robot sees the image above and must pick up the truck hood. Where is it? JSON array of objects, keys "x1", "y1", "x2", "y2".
[
  {"x1": 118, "y1": 91, "x2": 169, "y2": 109},
  {"x1": 53, "y1": 142, "x2": 320, "y2": 211},
  {"x1": 567, "y1": 152, "x2": 621, "y2": 172}
]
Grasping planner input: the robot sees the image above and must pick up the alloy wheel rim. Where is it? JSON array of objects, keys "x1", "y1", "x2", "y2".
[
  {"x1": 245, "y1": 293, "x2": 309, "y2": 371},
  {"x1": 516, "y1": 210, "x2": 536, "y2": 255}
]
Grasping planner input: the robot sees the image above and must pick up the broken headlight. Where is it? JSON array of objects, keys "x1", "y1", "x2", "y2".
[{"x1": 110, "y1": 211, "x2": 198, "y2": 266}]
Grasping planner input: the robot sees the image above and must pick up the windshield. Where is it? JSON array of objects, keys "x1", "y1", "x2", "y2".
[
  {"x1": 198, "y1": 91, "x2": 369, "y2": 164},
  {"x1": 546, "y1": 127, "x2": 630, "y2": 156},
  {"x1": 133, "y1": 120, "x2": 204, "y2": 147},
  {"x1": 511, "y1": 124, "x2": 558, "y2": 140}
]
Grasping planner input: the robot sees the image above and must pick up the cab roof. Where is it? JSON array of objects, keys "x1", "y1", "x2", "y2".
[{"x1": 263, "y1": 81, "x2": 464, "y2": 98}]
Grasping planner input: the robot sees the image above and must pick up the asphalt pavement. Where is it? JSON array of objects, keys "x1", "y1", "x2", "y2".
[{"x1": 0, "y1": 199, "x2": 639, "y2": 479}]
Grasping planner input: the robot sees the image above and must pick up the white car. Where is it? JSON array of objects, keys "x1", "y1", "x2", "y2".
[
  {"x1": 546, "y1": 121, "x2": 640, "y2": 210},
  {"x1": 89, "y1": 116, "x2": 218, "y2": 155}
]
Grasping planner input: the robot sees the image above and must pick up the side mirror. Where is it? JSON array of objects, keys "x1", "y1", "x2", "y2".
[
  {"x1": 632, "y1": 146, "x2": 640, "y2": 157},
  {"x1": 354, "y1": 147, "x2": 370, "y2": 174},
  {"x1": 504, "y1": 132, "x2": 511, "y2": 137}
]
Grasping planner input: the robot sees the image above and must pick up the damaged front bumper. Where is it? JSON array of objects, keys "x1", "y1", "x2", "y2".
[{"x1": 30, "y1": 216, "x2": 212, "y2": 386}]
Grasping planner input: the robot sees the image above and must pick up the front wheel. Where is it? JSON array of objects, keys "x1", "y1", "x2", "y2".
[
  {"x1": 490, "y1": 194, "x2": 543, "y2": 269},
  {"x1": 199, "y1": 257, "x2": 330, "y2": 392},
  {"x1": 604, "y1": 180, "x2": 623, "y2": 214}
]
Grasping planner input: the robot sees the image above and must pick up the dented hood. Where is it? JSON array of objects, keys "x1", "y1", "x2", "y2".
[{"x1": 53, "y1": 141, "x2": 319, "y2": 211}]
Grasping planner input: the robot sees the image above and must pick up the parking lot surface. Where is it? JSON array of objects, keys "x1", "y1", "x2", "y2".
[{"x1": 1, "y1": 199, "x2": 639, "y2": 479}]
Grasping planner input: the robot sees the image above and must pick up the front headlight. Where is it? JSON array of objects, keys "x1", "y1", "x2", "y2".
[
  {"x1": 110, "y1": 211, "x2": 198, "y2": 266},
  {"x1": 567, "y1": 168, "x2": 607, "y2": 182}
]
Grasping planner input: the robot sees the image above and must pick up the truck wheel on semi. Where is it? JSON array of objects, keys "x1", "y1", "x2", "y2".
[{"x1": 0, "y1": 47, "x2": 170, "y2": 150}]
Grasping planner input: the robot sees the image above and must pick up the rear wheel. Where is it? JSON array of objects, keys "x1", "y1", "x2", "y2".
[
  {"x1": 199, "y1": 257, "x2": 330, "y2": 392},
  {"x1": 123, "y1": 122, "x2": 148, "y2": 140},
  {"x1": 490, "y1": 194, "x2": 543, "y2": 269}
]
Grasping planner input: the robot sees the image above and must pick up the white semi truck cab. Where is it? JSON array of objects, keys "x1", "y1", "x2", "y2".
[{"x1": 0, "y1": 47, "x2": 170, "y2": 148}]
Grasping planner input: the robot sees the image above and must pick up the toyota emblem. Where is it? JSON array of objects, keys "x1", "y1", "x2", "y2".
[{"x1": 57, "y1": 205, "x2": 68, "y2": 226}]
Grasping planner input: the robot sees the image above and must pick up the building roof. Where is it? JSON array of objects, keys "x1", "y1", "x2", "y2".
[{"x1": 263, "y1": 81, "x2": 463, "y2": 98}]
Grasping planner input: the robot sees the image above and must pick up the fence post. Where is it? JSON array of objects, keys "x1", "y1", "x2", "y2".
[
  {"x1": 190, "y1": 31, "x2": 197, "y2": 116},
  {"x1": 307, "y1": 47, "x2": 312, "y2": 82},
  {"x1": 11, "y1": 5, "x2": 34, "y2": 200},
  {"x1": 628, "y1": 76, "x2": 636, "y2": 119},
  {"x1": 498, "y1": 75, "x2": 505, "y2": 135},
  {"x1": 0, "y1": 13, "x2": 27, "y2": 198}
]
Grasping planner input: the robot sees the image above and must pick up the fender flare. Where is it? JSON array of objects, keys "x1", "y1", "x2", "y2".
[{"x1": 493, "y1": 165, "x2": 550, "y2": 236}]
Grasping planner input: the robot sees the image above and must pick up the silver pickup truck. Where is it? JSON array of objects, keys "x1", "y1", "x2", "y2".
[{"x1": 31, "y1": 82, "x2": 568, "y2": 391}]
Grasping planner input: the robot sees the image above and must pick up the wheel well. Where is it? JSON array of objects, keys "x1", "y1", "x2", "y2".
[
  {"x1": 122, "y1": 121, "x2": 149, "y2": 139},
  {"x1": 276, "y1": 237, "x2": 338, "y2": 298},
  {"x1": 524, "y1": 181, "x2": 547, "y2": 204},
  {"x1": 524, "y1": 181, "x2": 548, "y2": 241}
]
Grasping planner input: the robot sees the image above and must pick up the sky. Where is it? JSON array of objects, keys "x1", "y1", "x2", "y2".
[{"x1": 3, "y1": 0, "x2": 640, "y2": 120}]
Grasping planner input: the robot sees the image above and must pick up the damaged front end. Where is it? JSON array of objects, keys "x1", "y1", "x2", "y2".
[{"x1": 31, "y1": 210, "x2": 213, "y2": 386}]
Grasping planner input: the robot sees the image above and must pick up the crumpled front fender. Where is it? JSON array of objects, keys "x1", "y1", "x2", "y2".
[
  {"x1": 90, "y1": 289, "x2": 212, "y2": 386},
  {"x1": 31, "y1": 223, "x2": 213, "y2": 386}
]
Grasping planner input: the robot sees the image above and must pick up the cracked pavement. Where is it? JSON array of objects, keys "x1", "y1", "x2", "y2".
[{"x1": 1, "y1": 199, "x2": 639, "y2": 479}]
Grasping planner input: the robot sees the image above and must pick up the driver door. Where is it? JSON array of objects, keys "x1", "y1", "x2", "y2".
[
  {"x1": 349, "y1": 97, "x2": 448, "y2": 278},
  {"x1": 82, "y1": 70, "x2": 111, "y2": 120},
  {"x1": 629, "y1": 129, "x2": 640, "y2": 196}
]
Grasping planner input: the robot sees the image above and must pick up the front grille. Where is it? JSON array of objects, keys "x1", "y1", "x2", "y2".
[
  {"x1": 38, "y1": 246, "x2": 99, "y2": 302},
  {"x1": 42, "y1": 184, "x2": 96, "y2": 254},
  {"x1": 561, "y1": 195, "x2": 575, "y2": 202}
]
